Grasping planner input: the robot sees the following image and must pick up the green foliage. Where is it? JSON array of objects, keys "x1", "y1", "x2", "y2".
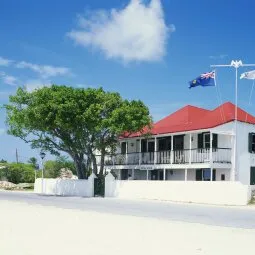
[
  {"x1": 44, "y1": 156, "x2": 75, "y2": 178},
  {"x1": 0, "y1": 159, "x2": 7, "y2": 163},
  {"x1": 28, "y1": 157, "x2": 38, "y2": 167},
  {"x1": 0, "y1": 163, "x2": 35, "y2": 184},
  {"x1": 4, "y1": 85, "x2": 152, "y2": 178}
]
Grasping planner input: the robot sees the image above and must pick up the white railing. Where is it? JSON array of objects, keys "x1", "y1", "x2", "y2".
[
  {"x1": 212, "y1": 148, "x2": 232, "y2": 163},
  {"x1": 190, "y1": 148, "x2": 211, "y2": 163},
  {"x1": 97, "y1": 148, "x2": 232, "y2": 166}
]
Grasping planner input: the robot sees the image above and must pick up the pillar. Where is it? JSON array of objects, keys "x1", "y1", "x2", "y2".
[
  {"x1": 146, "y1": 170, "x2": 149, "y2": 180},
  {"x1": 154, "y1": 137, "x2": 157, "y2": 164},
  {"x1": 163, "y1": 168, "x2": 166, "y2": 181},
  {"x1": 189, "y1": 133, "x2": 192, "y2": 164},
  {"x1": 171, "y1": 135, "x2": 174, "y2": 164},
  {"x1": 185, "y1": 168, "x2": 188, "y2": 181},
  {"x1": 210, "y1": 168, "x2": 213, "y2": 181}
]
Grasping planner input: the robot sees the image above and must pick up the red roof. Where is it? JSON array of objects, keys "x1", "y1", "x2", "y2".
[{"x1": 128, "y1": 102, "x2": 255, "y2": 138}]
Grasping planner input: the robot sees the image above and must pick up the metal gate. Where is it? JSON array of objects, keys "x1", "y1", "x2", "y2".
[{"x1": 94, "y1": 177, "x2": 105, "y2": 197}]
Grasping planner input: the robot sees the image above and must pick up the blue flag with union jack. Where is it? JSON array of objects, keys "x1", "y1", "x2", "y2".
[{"x1": 189, "y1": 71, "x2": 216, "y2": 88}]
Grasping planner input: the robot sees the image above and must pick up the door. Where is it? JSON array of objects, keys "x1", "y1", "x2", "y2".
[
  {"x1": 250, "y1": 167, "x2": 255, "y2": 185},
  {"x1": 173, "y1": 135, "x2": 184, "y2": 163},
  {"x1": 196, "y1": 169, "x2": 203, "y2": 181},
  {"x1": 159, "y1": 170, "x2": 164, "y2": 180},
  {"x1": 121, "y1": 142, "x2": 127, "y2": 154},
  {"x1": 148, "y1": 141, "x2": 155, "y2": 164},
  {"x1": 151, "y1": 170, "x2": 158, "y2": 180},
  {"x1": 121, "y1": 169, "x2": 129, "y2": 180},
  {"x1": 173, "y1": 135, "x2": 184, "y2": 150},
  {"x1": 196, "y1": 169, "x2": 216, "y2": 181}
]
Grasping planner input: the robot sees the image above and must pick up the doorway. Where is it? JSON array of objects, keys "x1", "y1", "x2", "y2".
[
  {"x1": 250, "y1": 167, "x2": 255, "y2": 185},
  {"x1": 151, "y1": 170, "x2": 158, "y2": 180},
  {"x1": 196, "y1": 169, "x2": 216, "y2": 181},
  {"x1": 121, "y1": 169, "x2": 129, "y2": 180}
]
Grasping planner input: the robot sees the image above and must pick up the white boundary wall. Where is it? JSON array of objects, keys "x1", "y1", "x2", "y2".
[
  {"x1": 105, "y1": 173, "x2": 251, "y2": 205},
  {"x1": 34, "y1": 174, "x2": 96, "y2": 197}
]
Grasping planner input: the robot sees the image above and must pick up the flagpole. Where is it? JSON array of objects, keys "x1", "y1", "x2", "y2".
[{"x1": 211, "y1": 60, "x2": 255, "y2": 182}]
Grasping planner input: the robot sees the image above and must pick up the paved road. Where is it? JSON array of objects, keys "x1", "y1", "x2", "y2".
[{"x1": 1, "y1": 191, "x2": 255, "y2": 229}]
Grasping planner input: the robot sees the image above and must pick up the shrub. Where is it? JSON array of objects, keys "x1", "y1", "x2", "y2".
[{"x1": 0, "y1": 163, "x2": 35, "y2": 184}]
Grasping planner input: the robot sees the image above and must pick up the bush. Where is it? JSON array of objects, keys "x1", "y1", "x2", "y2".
[
  {"x1": 0, "y1": 163, "x2": 35, "y2": 184},
  {"x1": 44, "y1": 156, "x2": 76, "y2": 178}
]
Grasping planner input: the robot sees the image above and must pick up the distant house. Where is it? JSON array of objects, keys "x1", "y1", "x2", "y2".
[{"x1": 97, "y1": 102, "x2": 255, "y2": 187}]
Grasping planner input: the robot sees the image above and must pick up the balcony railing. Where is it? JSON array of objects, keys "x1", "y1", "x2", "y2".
[{"x1": 98, "y1": 148, "x2": 232, "y2": 166}]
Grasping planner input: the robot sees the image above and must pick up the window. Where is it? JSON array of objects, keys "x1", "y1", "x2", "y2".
[
  {"x1": 250, "y1": 167, "x2": 255, "y2": 185},
  {"x1": 221, "y1": 174, "x2": 225, "y2": 181},
  {"x1": 198, "y1": 133, "x2": 218, "y2": 149},
  {"x1": 196, "y1": 169, "x2": 216, "y2": 181},
  {"x1": 203, "y1": 133, "x2": 210, "y2": 149},
  {"x1": 121, "y1": 142, "x2": 127, "y2": 154},
  {"x1": 158, "y1": 137, "x2": 171, "y2": 151},
  {"x1": 248, "y1": 133, "x2": 255, "y2": 153}
]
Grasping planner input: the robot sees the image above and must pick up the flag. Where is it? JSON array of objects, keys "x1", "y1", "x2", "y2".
[
  {"x1": 189, "y1": 71, "x2": 215, "y2": 88},
  {"x1": 240, "y1": 70, "x2": 255, "y2": 80}
]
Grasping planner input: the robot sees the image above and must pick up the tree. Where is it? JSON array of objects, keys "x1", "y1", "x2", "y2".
[
  {"x1": 28, "y1": 157, "x2": 37, "y2": 167},
  {"x1": 44, "y1": 156, "x2": 75, "y2": 178},
  {"x1": 5, "y1": 86, "x2": 151, "y2": 179},
  {"x1": 0, "y1": 159, "x2": 7, "y2": 163}
]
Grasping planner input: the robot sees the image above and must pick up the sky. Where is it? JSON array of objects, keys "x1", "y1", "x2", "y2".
[{"x1": 1, "y1": 0, "x2": 255, "y2": 162}]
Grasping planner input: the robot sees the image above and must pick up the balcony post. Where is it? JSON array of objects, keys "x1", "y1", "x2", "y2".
[
  {"x1": 126, "y1": 141, "x2": 128, "y2": 165},
  {"x1": 139, "y1": 139, "x2": 142, "y2": 165},
  {"x1": 189, "y1": 133, "x2": 192, "y2": 165},
  {"x1": 171, "y1": 135, "x2": 174, "y2": 164},
  {"x1": 154, "y1": 137, "x2": 157, "y2": 165},
  {"x1": 210, "y1": 132, "x2": 213, "y2": 181}
]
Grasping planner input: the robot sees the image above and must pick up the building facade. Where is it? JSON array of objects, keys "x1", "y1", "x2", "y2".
[{"x1": 97, "y1": 102, "x2": 255, "y2": 187}]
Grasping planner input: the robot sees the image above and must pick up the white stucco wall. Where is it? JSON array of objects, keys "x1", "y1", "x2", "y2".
[
  {"x1": 105, "y1": 174, "x2": 252, "y2": 205},
  {"x1": 213, "y1": 121, "x2": 255, "y2": 185},
  {"x1": 34, "y1": 176, "x2": 95, "y2": 197}
]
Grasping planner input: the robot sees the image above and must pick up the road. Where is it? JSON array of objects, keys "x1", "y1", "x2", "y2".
[{"x1": 1, "y1": 190, "x2": 255, "y2": 229}]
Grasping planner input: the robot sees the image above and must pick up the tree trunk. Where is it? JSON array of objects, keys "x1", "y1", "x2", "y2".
[
  {"x1": 91, "y1": 154, "x2": 98, "y2": 175},
  {"x1": 73, "y1": 154, "x2": 86, "y2": 179},
  {"x1": 99, "y1": 150, "x2": 105, "y2": 176}
]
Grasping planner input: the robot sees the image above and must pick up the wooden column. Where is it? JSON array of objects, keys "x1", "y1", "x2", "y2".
[
  {"x1": 170, "y1": 135, "x2": 174, "y2": 164},
  {"x1": 210, "y1": 132, "x2": 213, "y2": 181}
]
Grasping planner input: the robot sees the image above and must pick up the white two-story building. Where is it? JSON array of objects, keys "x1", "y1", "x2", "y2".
[{"x1": 100, "y1": 102, "x2": 255, "y2": 187}]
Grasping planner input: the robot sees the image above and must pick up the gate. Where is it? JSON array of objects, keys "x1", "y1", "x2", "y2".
[{"x1": 94, "y1": 177, "x2": 105, "y2": 197}]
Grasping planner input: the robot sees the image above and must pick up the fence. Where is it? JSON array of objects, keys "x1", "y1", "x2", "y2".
[
  {"x1": 105, "y1": 173, "x2": 251, "y2": 206},
  {"x1": 34, "y1": 173, "x2": 97, "y2": 197}
]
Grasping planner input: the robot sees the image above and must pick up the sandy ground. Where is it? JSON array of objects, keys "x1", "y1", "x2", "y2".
[{"x1": 1, "y1": 200, "x2": 255, "y2": 255}]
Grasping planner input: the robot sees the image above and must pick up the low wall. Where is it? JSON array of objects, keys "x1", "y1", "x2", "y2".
[
  {"x1": 105, "y1": 174, "x2": 251, "y2": 205},
  {"x1": 34, "y1": 176, "x2": 95, "y2": 197}
]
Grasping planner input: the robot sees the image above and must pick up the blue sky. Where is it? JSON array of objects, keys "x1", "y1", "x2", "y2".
[{"x1": 1, "y1": 0, "x2": 255, "y2": 162}]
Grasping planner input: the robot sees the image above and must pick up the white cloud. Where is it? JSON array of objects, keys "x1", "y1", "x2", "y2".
[
  {"x1": 16, "y1": 61, "x2": 71, "y2": 78},
  {"x1": 67, "y1": 0, "x2": 174, "y2": 63},
  {"x1": 0, "y1": 72, "x2": 17, "y2": 86},
  {"x1": 24, "y1": 79, "x2": 52, "y2": 92},
  {"x1": 0, "y1": 56, "x2": 12, "y2": 66}
]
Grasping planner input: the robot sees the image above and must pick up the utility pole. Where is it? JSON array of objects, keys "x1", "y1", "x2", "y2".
[{"x1": 15, "y1": 148, "x2": 19, "y2": 163}]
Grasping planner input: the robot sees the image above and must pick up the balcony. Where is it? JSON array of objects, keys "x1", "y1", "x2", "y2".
[{"x1": 98, "y1": 148, "x2": 232, "y2": 166}]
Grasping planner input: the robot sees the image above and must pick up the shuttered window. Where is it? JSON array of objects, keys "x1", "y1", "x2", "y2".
[
  {"x1": 248, "y1": 133, "x2": 255, "y2": 153},
  {"x1": 197, "y1": 133, "x2": 218, "y2": 149}
]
